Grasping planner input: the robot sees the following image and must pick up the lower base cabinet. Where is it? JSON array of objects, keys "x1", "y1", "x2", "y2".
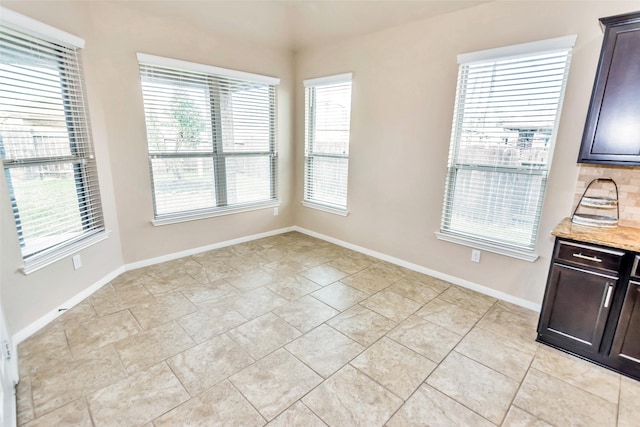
[{"x1": 537, "y1": 239, "x2": 640, "y2": 380}]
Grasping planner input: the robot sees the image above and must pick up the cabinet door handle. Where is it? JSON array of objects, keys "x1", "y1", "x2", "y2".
[
  {"x1": 573, "y1": 253, "x2": 603, "y2": 263},
  {"x1": 603, "y1": 284, "x2": 614, "y2": 308}
]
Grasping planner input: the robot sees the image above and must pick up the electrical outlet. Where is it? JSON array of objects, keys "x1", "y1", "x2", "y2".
[
  {"x1": 471, "y1": 249, "x2": 481, "y2": 263},
  {"x1": 72, "y1": 254, "x2": 82, "y2": 270},
  {"x1": 274, "y1": 207, "x2": 279, "y2": 216}
]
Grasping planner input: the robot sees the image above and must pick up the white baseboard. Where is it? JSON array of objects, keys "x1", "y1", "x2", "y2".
[
  {"x1": 11, "y1": 226, "x2": 295, "y2": 345},
  {"x1": 12, "y1": 266, "x2": 126, "y2": 345},
  {"x1": 292, "y1": 226, "x2": 542, "y2": 312}
]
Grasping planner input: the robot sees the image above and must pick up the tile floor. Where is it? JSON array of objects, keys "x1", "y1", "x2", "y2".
[{"x1": 15, "y1": 232, "x2": 640, "y2": 426}]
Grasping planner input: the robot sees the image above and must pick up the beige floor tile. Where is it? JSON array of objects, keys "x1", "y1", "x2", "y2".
[
  {"x1": 619, "y1": 376, "x2": 640, "y2": 427},
  {"x1": 455, "y1": 326, "x2": 535, "y2": 382},
  {"x1": 502, "y1": 406, "x2": 552, "y2": 426},
  {"x1": 266, "y1": 275, "x2": 322, "y2": 300},
  {"x1": 360, "y1": 289, "x2": 423, "y2": 322},
  {"x1": 226, "y1": 267, "x2": 276, "y2": 291},
  {"x1": 289, "y1": 248, "x2": 336, "y2": 268},
  {"x1": 24, "y1": 399, "x2": 92, "y2": 427},
  {"x1": 387, "y1": 315, "x2": 462, "y2": 363},
  {"x1": 273, "y1": 295, "x2": 339, "y2": 332},
  {"x1": 89, "y1": 284, "x2": 155, "y2": 317},
  {"x1": 154, "y1": 380, "x2": 265, "y2": 426},
  {"x1": 415, "y1": 298, "x2": 481, "y2": 335},
  {"x1": 177, "y1": 306, "x2": 247, "y2": 343},
  {"x1": 327, "y1": 305, "x2": 397, "y2": 346},
  {"x1": 18, "y1": 324, "x2": 71, "y2": 376},
  {"x1": 476, "y1": 301, "x2": 539, "y2": 345},
  {"x1": 531, "y1": 345, "x2": 620, "y2": 404},
  {"x1": 88, "y1": 362, "x2": 189, "y2": 426},
  {"x1": 402, "y1": 270, "x2": 452, "y2": 294},
  {"x1": 267, "y1": 401, "x2": 326, "y2": 427},
  {"x1": 326, "y1": 252, "x2": 375, "y2": 274},
  {"x1": 30, "y1": 346, "x2": 126, "y2": 417},
  {"x1": 109, "y1": 267, "x2": 161, "y2": 291},
  {"x1": 167, "y1": 333, "x2": 254, "y2": 396},
  {"x1": 180, "y1": 279, "x2": 241, "y2": 305},
  {"x1": 130, "y1": 292, "x2": 197, "y2": 330},
  {"x1": 230, "y1": 349, "x2": 322, "y2": 420},
  {"x1": 114, "y1": 321, "x2": 195, "y2": 373},
  {"x1": 227, "y1": 312, "x2": 301, "y2": 358},
  {"x1": 351, "y1": 337, "x2": 436, "y2": 399},
  {"x1": 387, "y1": 278, "x2": 441, "y2": 304},
  {"x1": 226, "y1": 253, "x2": 272, "y2": 272},
  {"x1": 514, "y1": 369, "x2": 617, "y2": 426},
  {"x1": 386, "y1": 384, "x2": 495, "y2": 427},
  {"x1": 341, "y1": 267, "x2": 396, "y2": 295},
  {"x1": 263, "y1": 260, "x2": 308, "y2": 277},
  {"x1": 427, "y1": 351, "x2": 519, "y2": 424},
  {"x1": 65, "y1": 310, "x2": 140, "y2": 356},
  {"x1": 311, "y1": 281, "x2": 368, "y2": 311},
  {"x1": 55, "y1": 301, "x2": 97, "y2": 329},
  {"x1": 439, "y1": 285, "x2": 497, "y2": 314},
  {"x1": 285, "y1": 324, "x2": 364, "y2": 378},
  {"x1": 302, "y1": 364, "x2": 402, "y2": 427},
  {"x1": 16, "y1": 375, "x2": 34, "y2": 426},
  {"x1": 232, "y1": 287, "x2": 289, "y2": 319},
  {"x1": 301, "y1": 264, "x2": 348, "y2": 286},
  {"x1": 141, "y1": 277, "x2": 190, "y2": 296},
  {"x1": 183, "y1": 261, "x2": 239, "y2": 285}
]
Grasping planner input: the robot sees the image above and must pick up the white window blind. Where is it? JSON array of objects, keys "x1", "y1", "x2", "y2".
[
  {"x1": 303, "y1": 73, "x2": 352, "y2": 213},
  {"x1": 0, "y1": 19, "x2": 105, "y2": 273},
  {"x1": 440, "y1": 36, "x2": 575, "y2": 257},
  {"x1": 138, "y1": 54, "x2": 279, "y2": 224}
]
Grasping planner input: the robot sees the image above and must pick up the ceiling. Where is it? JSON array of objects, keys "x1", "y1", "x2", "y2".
[{"x1": 113, "y1": 0, "x2": 488, "y2": 51}]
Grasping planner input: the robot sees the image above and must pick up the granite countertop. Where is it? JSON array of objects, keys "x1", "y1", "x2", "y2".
[{"x1": 552, "y1": 217, "x2": 640, "y2": 252}]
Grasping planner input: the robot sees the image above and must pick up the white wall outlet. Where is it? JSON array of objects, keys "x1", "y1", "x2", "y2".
[
  {"x1": 72, "y1": 254, "x2": 82, "y2": 270},
  {"x1": 274, "y1": 207, "x2": 279, "y2": 216},
  {"x1": 471, "y1": 249, "x2": 481, "y2": 263}
]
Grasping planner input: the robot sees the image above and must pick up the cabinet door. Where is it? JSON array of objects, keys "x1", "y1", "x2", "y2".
[
  {"x1": 610, "y1": 280, "x2": 640, "y2": 367},
  {"x1": 579, "y1": 15, "x2": 640, "y2": 165},
  {"x1": 539, "y1": 264, "x2": 617, "y2": 353}
]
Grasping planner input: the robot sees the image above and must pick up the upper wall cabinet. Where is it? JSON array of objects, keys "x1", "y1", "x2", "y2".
[{"x1": 578, "y1": 12, "x2": 640, "y2": 165}]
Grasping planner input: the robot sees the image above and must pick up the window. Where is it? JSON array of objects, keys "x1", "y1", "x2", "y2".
[
  {"x1": 303, "y1": 73, "x2": 352, "y2": 214},
  {"x1": 438, "y1": 36, "x2": 576, "y2": 261},
  {"x1": 0, "y1": 9, "x2": 106, "y2": 273},
  {"x1": 137, "y1": 54, "x2": 279, "y2": 224}
]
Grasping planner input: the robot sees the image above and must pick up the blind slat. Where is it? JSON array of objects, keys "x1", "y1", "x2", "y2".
[
  {"x1": 0, "y1": 24, "x2": 105, "y2": 266},
  {"x1": 441, "y1": 44, "x2": 573, "y2": 251},
  {"x1": 139, "y1": 60, "x2": 278, "y2": 219},
  {"x1": 304, "y1": 77, "x2": 352, "y2": 211}
]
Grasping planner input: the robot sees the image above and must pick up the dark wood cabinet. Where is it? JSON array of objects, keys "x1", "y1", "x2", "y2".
[
  {"x1": 578, "y1": 12, "x2": 640, "y2": 165},
  {"x1": 538, "y1": 238, "x2": 640, "y2": 380},
  {"x1": 539, "y1": 264, "x2": 617, "y2": 353},
  {"x1": 610, "y1": 255, "x2": 640, "y2": 375}
]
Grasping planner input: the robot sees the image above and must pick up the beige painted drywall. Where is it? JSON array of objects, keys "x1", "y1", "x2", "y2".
[
  {"x1": 292, "y1": 0, "x2": 640, "y2": 305},
  {"x1": 0, "y1": 0, "x2": 295, "y2": 334}
]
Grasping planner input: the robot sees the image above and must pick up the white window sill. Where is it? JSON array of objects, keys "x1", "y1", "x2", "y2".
[
  {"x1": 21, "y1": 230, "x2": 111, "y2": 275},
  {"x1": 435, "y1": 231, "x2": 539, "y2": 262},
  {"x1": 152, "y1": 200, "x2": 280, "y2": 226},
  {"x1": 302, "y1": 200, "x2": 349, "y2": 217}
]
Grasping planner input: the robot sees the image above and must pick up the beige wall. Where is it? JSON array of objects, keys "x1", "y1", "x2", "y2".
[
  {"x1": 0, "y1": 0, "x2": 294, "y2": 334},
  {"x1": 292, "y1": 1, "x2": 640, "y2": 305}
]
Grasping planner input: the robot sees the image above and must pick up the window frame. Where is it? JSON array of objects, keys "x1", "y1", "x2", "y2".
[
  {"x1": 302, "y1": 72, "x2": 353, "y2": 215},
  {"x1": 436, "y1": 35, "x2": 577, "y2": 262},
  {"x1": 137, "y1": 53, "x2": 280, "y2": 225},
  {"x1": 0, "y1": 7, "x2": 108, "y2": 274}
]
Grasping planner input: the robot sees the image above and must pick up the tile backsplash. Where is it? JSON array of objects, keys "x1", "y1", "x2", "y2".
[{"x1": 574, "y1": 164, "x2": 640, "y2": 228}]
